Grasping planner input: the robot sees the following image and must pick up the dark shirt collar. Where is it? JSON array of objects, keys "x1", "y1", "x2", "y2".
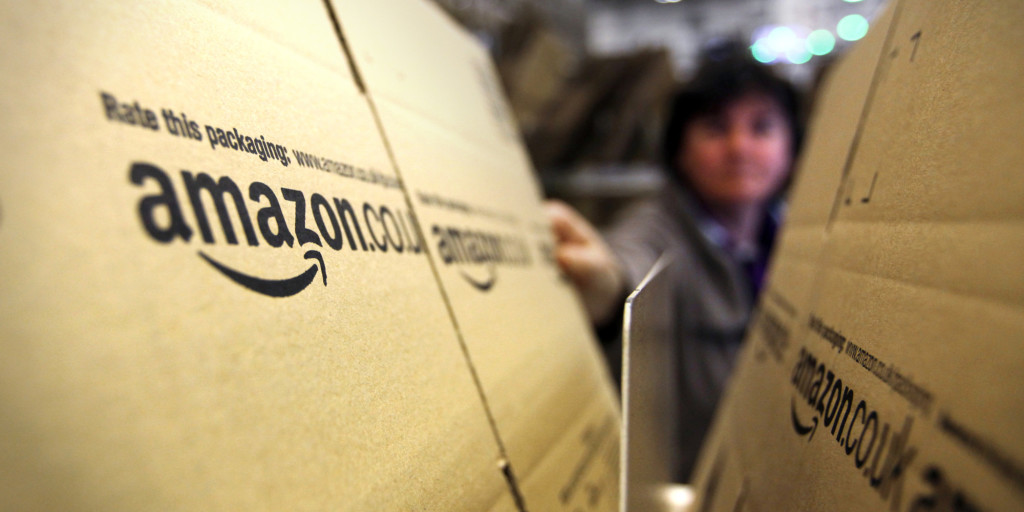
[
  {"x1": 671, "y1": 185, "x2": 784, "y2": 298},
  {"x1": 674, "y1": 188, "x2": 783, "y2": 260}
]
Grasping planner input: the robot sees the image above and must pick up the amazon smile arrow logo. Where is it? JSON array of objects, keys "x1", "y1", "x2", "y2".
[
  {"x1": 790, "y1": 396, "x2": 818, "y2": 441},
  {"x1": 458, "y1": 263, "x2": 497, "y2": 291},
  {"x1": 199, "y1": 250, "x2": 326, "y2": 297},
  {"x1": 431, "y1": 224, "x2": 532, "y2": 293}
]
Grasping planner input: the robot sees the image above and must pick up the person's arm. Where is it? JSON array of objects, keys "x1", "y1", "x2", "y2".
[{"x1": 544, "y1": 200, "x2": 627, "y2": 325}]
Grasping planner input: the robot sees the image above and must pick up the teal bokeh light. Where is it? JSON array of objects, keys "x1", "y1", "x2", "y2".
[
  {"x1": 837, "y1": 14, "x2": 870, "y2": 41},
  {"x1": 750, "y1": 39, "x2": 776, "y2": 64},
  {"x1": 766, "y1": 26, "x2": 798, "y2": 54},
  {"x1": 806, "y1": 29, "x2": 836, "y2": 55},
  {"x1": 786, "y1": 47, "x2": 812, "y2": 64}
]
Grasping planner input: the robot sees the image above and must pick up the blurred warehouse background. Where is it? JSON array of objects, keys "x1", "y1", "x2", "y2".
[{"x1": 431, "y1": 0, "x2": 888, "y2": 223}]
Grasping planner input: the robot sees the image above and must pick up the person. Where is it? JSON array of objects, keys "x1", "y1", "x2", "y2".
[{"x1": 545, "y1": 47, "x2": 803, "y2": 481}]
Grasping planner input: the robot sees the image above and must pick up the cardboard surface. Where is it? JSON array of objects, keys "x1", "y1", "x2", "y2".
[
  {"x1": 0, "y1": 1, "x2": 519, "y2": 509},
  {"x1": 329, "y1": 1, "x2": 622, "y2": 510},
  {"x1": 621, "y1": 255, "x2": 679, "y2": 511},
  {"x1": 498, "y1": 21, "x2": 574, "y2": 137},
  {"x1": 691, "y1": 0, "x2": 1024, "y2": 510}
]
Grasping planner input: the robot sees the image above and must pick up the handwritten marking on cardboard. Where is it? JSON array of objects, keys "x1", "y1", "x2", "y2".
[{"x1": 559, "y1": 414, "x2": 618, "y2": 511}]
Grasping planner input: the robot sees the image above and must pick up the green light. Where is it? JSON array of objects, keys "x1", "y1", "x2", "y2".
[
  {"x1": 806, "y1": 29, "x2": 836, "y2": 55},
  {"x1": 750, "y1": 39, "x2": 775, "y2": 64},
  {"x1": 837, "y1": 14, "x2": 869, "y2": 41},
  {"x1": 767, "y1": 26, "x2": 798, "y2": 53},
  {"x1": 786, "y1": 47, "x2": 813, "y2": 65}
]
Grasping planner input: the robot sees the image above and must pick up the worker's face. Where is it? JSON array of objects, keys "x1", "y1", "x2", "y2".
[{"x1": 677, "y1": 93, "x2": 793, "y2": 209}]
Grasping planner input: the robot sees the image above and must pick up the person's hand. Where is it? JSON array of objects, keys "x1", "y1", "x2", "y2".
[{"x1": 544, "y1": 200, "x2": 626, "y2": 325}]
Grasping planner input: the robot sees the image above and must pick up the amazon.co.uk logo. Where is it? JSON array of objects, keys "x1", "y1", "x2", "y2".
[
  {"x1": 130, "y1": 162, "x2": 422, "y2": 297},
  {"x1": 788, "y1": 346, "x2": 917, "y2": 512},
  {"x1": 430, "y1": 224, "x2": 531, "y2": 291}
]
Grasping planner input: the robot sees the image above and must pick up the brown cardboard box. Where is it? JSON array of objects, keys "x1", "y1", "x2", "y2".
[
  {"x1": 496, "y1": 10, "x2": 576, "y2": 138},
  {"x1": 0, "y1": 0, "x2": 526, "y2": 509},
  {"x1": 691, "y1": 0, "x2": 1024, "y2": 510},
  {"x1": 526, "y1": 50, "x2": 676, "y2": 171},
  {"x1": 328, "y1": 0, "x2": 622, "y2": 510},
  {"x1": 574, "y1": 49, "x2": 676, "y2": 167}
]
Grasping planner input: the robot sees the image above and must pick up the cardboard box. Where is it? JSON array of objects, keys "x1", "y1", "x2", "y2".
[
  {"x1": 328, "y1": 1, "x2": 622, "y2": 510},
  {"x1": 574, "y1": 49, "x2": 676, "y2": 166},
  {"x1": 526, "y1": 50, "x2": 676, "y2": 171},
  {"x1": 495, "y1": 10, "x2": 576, "y2": 138},
  {"x1": 525, "y1": 54, "x2": 632, "y2": 169},
  {"x1": 0, "y1": 0, "x2": 530, "y2": 509},
  {"x1": 690, "y1": 0, "x2": 1024, "y2": 510}
]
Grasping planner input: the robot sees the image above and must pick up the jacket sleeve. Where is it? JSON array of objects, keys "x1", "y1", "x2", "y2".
[{"x1": 602, "y1": 198, "x2": 672, "y2": 291}]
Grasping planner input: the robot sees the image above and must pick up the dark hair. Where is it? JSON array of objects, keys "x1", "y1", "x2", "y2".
[{"x1": 662, "y1": 44, "x2": 804, "y2": 176}]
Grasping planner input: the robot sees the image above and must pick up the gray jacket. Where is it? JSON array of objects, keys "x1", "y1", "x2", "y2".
[{"x1": 604, "y1": 184, "x2": 776, "y2": 481}]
